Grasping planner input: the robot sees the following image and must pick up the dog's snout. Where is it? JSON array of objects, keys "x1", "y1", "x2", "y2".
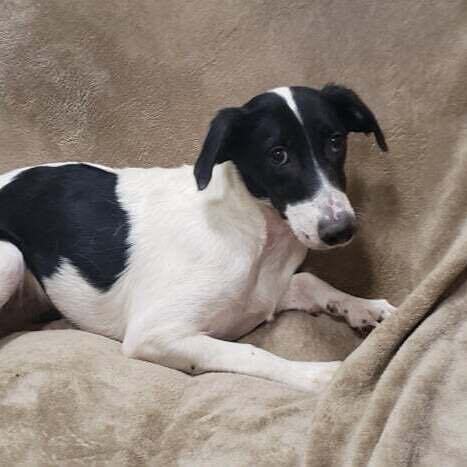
[{"x1": 318, "y1": 212, "x2": 357, "y2": 246}]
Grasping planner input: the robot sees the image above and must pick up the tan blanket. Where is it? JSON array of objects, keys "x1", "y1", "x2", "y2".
[{"x1": 1, "y1": 0, "x2": 466, "y2": 465}]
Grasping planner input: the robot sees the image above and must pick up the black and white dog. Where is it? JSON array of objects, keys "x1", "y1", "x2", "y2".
[{"x1": 0, "y1": 85, "x2": 395, "y2": 391}]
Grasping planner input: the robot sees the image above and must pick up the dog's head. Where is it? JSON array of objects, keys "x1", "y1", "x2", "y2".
[{"x1": 194, "y1": 85, "x2": 387, "y2": 250}]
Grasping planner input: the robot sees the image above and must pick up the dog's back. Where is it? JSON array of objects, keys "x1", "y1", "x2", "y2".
[
  {"x1": 0, "y1": 163, "x2": 132, "y2": 336},
  {"x1": 0, "y1": 163, "x2": 129, "y2": 292}
]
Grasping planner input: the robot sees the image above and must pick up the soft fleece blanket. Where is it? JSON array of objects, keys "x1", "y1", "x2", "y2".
[{"x1": 1, "y1": 0, "x2": 466, "y2": 465}]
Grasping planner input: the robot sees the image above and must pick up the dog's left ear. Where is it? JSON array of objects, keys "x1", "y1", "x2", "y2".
[
  {"x1": 321, "y1": 84, "x2": 388, "y2": 152},
  {"x1": 194, "y1": 107, "x2": 244, "y2": 190}
]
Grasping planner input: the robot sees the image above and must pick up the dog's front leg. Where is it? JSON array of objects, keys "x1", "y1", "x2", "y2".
[
  {"x1": 123, "y1": 328, "x2": 339, "y2": 393},
  {"x1": 278, "y1": 272, "x2": 396, "y2": 328}
]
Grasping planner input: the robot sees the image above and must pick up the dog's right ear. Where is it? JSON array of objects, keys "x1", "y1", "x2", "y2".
[
  {"x1": 321, "y1": 84, "x2": 388, "y2": 153},
  {"x1": 194, "y1": 107, "x2": 243, "y2": 190}
]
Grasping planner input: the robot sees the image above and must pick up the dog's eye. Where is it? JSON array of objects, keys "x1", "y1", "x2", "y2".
[
  {"x1": 329, "y1": 134, "x2": 344, "y2": 153},
  {"x1": 269, "y1": 147, "x2": 289, "y2": 166}
]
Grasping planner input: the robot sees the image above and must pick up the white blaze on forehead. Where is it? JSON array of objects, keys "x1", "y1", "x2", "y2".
[
  {"x1": 270, "y1": 87, "x2": 303, "y2": 125},
  {"x1": 270, "y1": 86, "x2": 330, "y2": 186}
]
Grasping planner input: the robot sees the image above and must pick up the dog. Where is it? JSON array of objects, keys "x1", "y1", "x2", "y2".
[{"x1": 0, "y1": 85, "x2": 395, "y2": 392}]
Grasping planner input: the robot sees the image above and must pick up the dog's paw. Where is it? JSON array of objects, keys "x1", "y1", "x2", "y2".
[{"x1": 327, "y1": 298, "x2": 396, "y2": 329}]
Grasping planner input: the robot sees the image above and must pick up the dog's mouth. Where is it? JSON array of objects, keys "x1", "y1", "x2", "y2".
[
  {"x1": 292, "y1": 228, "x2": 355, "y2": 250},
  {"x1": 283, "y1": 188, "x2": 357, "y2": 250},
  {"x1": 285, "y1": 210, "x2": 357, "y2": 250}
]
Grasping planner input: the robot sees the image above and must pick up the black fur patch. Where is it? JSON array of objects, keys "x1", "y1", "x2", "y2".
[{"x1": 0, "y1": 164, "x2": 130, "y2": 291}]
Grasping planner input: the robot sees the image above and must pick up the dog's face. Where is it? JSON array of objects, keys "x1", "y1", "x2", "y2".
[{"x1": 194, "y1": 85, "x2": 387, "y2": 250}]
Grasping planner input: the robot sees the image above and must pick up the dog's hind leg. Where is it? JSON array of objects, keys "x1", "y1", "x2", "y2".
[
  {"x1": 123, "y1": 323, "x2": 340, "y2": 392},
  {"x1": 0, "y1": 241, "x2": 25, "y2": 309}
]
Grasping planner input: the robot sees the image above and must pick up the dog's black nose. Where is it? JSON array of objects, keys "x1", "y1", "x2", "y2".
[{"x1": 318, "y1": 213, "x2": 357, "y2": 246}]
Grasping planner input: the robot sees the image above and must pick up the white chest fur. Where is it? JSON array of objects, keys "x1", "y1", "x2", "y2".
[{"x1": 200, "y1": 203, "x2": 307, "y2": 339}]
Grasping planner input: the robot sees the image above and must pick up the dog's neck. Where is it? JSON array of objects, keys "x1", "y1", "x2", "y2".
[
  {"x1": 261, "y1": 202, "x2": 297, "y2": 250},
  {"x1": 206, "y1": 161, "x2": 300, "y2": 251}
]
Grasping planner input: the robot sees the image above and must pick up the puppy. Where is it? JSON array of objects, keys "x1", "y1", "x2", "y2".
[{"x1": 0, "y1": 85, "x2": 395, "y2": 391}]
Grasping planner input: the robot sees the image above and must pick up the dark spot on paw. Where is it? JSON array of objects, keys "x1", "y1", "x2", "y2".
[
  {"x1": 361, "y1": 319, "x2": 367, "y2": 324},
  {"x1": 343, "y1": 309, "x2": 349, "y2": 314},
  {"x1": 356, "y1": 326, "x2": 373, "y2": 338},
  {"x1": 326, "y1": 304, "x2": 338, "y2": 314}
]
